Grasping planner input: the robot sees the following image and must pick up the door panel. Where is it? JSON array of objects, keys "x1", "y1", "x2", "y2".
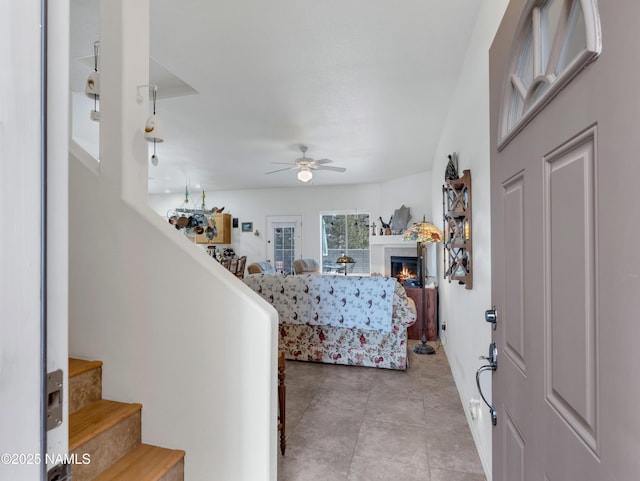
[
  {"x1": 491, "y1": 1, "x2": 640, "y2": 480},
  {"x1": 495, "y1": 162, "x2": 537, "y2": 480},
  {"x1": 504, "y1": 412, "x2": 525, "y2": 481},
  {"x1": 544, "y1": 129, "x2": 598, "y2": 453},
  {"x1": 502, "y1": 174, "x2": 526, "y2": 373}
]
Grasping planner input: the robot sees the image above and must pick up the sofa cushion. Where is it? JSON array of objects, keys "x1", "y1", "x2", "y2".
[
  {"x1": 293, "y1": 258, "x2": 321, "y2": 274},
  {"x1": 247, "y1": 261, "x2": 276, "y2": 274}
]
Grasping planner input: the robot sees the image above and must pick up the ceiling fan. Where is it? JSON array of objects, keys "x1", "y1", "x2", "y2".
[{"x1": 266, "y1": 145, "x2": 346, "y2": 182}]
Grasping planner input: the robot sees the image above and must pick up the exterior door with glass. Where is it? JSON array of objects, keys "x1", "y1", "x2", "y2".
[
  {"x1": 490, "y1": 1, "x2": 640, "y2": 480},
  {"x1": 266, "y1": 216, "x2": 302, "y2": 275}
]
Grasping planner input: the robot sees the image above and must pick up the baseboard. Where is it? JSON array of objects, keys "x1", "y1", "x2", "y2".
[{"x1": 443, "y1": 342, "x2": 493, "y2": 481}]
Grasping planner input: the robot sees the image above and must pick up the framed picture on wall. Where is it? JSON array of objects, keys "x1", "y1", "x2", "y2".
[{"x1": 241, "y1": 222, "x2": 253, "y2": 232}]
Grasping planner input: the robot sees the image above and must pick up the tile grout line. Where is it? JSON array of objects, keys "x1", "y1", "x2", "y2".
[{"x1": 344, "y1": 384, "x2": 374, "y2": 479}]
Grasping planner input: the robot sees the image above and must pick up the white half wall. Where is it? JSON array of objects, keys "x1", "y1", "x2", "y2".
[
  {"x1": 430, "y1": 2, "x2": 510, "y2": 480},
  {"x1": 69, "y1": 1, "x2": 278, "y2": 479}
]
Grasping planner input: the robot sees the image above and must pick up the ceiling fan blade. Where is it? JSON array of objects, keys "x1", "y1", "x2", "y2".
[
  {"x1": 267, "y1": 147, "x2": 341, "y2": 176},
  {"x1": 315, "y1": 165, "x2": 346, "y2": 172},
  {"x1": 265, "y1": 166, "x2": 298, "y2": 174}
]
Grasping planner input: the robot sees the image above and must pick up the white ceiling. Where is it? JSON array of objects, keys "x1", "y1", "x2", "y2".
[{"x1": 71, "y1": 0, "x2": 483, "y2": 193}]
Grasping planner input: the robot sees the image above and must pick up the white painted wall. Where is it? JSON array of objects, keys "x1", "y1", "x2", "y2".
[
  {"x1": 149, "y1": 171, "x2": 433, "y2": 272},
  {"x1": 68, "y1": 2, "x2": 278, "y2": 479},
  {"x1": 430, "y1": 2, "x2": 510, "y2": 479}
]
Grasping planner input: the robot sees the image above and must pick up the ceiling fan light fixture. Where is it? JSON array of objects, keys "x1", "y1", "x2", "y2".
[
  {"x1": 266, "y1": 145, "x2": 344, "y2": 181},
  {"x1": 297, "y1": 168, "x2": 313, "y2": 182}
]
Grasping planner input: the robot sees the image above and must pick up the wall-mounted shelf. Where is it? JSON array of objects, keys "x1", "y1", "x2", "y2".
[{"x1": 442, "y1": 169, "x2": 472, "y2": 289}]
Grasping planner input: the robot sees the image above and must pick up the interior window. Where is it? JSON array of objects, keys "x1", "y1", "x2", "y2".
[{"x1": 321, "y1": 212, "x2": 370, "y2": 275}]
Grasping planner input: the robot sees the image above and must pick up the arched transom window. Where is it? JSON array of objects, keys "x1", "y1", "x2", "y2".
[{"x1": 498, "y1": 0, "x2": 601, "y2": 148}]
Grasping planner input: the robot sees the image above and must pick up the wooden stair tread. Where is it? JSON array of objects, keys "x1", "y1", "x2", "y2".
[
  {"x1": 92, "y1": 444, "x2": 185, "y2": 481},
  {"x1": 69, "y1": 358, "x2": 103, "y2": 378},
  {"x1": 69, "y1": 399, "x2": 142, "y2": 451}
]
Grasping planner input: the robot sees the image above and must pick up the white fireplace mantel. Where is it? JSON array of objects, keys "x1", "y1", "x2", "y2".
[
  {"x1": 369, "y1": 234, "x2": 438, "y2": 281},
  {"x1": 369, "y1": 235, "x2": 417, "y2": 276},
  {"x1": 369, "y1": 234, "x2": 409, "y2": 247}
]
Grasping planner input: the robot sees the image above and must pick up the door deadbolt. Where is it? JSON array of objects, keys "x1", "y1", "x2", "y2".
[{"x1": 485, "y1": 306, "x2": 497, "y2": 330}]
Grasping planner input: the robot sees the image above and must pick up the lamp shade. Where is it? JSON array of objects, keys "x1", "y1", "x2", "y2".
[
  {"x1": 144, "y1": 114, "x2": 165, "y2": 142},
  {"x1": 403, "y1": 221, "x2": 443, "y2": 244},
  {"x1": 336, "y1": 255, "x2": 355, "y2": 264},
  {"x1": 336, "y1": 254, "x2": 355, "y2": 275},
  {"x1": 297, "y1": 169, "x2": 313, "y2": 182}
]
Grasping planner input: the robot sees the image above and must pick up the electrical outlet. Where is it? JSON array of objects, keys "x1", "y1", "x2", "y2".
[{"x1": 469, "y1": 398, "x2": 481, "y2": 420}]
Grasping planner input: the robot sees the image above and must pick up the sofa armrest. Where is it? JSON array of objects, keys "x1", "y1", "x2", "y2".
[
  {"x1": 392, "y1": 283, "x2": 417, "y2": 328},
  {"x1": 405, "y1": 297, "x2": 416, "y2": 319}
]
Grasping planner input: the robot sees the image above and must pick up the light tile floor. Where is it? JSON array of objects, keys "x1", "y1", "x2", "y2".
[{"x1": 278, "y1": 340, "x2": 487, "y2": 481}]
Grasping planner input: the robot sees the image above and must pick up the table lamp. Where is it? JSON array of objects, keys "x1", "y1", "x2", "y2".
[
  {"x1": 404, "y1": 218, "x2": 443, "y2": 354},
  {"x1": 336, "y1": 254, "x2": 355, "y2": 276}
]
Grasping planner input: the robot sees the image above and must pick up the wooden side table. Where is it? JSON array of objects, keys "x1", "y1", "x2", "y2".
[{"x1": 405, "y1": 287, "x2": 438, "y2": 341}]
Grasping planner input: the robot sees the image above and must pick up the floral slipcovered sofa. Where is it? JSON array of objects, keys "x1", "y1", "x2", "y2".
[{"x1": 243, "y1": 273, "x2": 416, "y2": 370}]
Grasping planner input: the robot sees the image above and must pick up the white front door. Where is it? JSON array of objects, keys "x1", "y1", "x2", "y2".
[
  {"x1": 490, "y1": 1, "x2": 640, "y2": 479},
  {"x1": 266, "y1": 215, "x2": 302, "y2": 274}
]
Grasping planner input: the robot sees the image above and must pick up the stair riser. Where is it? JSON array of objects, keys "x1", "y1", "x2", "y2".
[
  {"x1": 71, "y1": 411, "x2": 141, "y2": 481},
  {"x1": 158, "y1": 458, "x2": 185, "y2": 481},
  {"x1": 69, "y1": 366, "x2": 102, "y2": 414},
  {"x1": 68, "y1": 358, "x2": 184, "y2": 480}
]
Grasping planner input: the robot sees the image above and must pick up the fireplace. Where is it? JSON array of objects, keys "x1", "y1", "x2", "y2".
[{"x1": 390, "y1": 256, "x2": 421, "y2": 287}]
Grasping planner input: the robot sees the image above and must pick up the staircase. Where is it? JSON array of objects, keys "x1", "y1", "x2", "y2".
[{"x1": 69, "y1": 358, "x2": 185, "y2": 481}]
